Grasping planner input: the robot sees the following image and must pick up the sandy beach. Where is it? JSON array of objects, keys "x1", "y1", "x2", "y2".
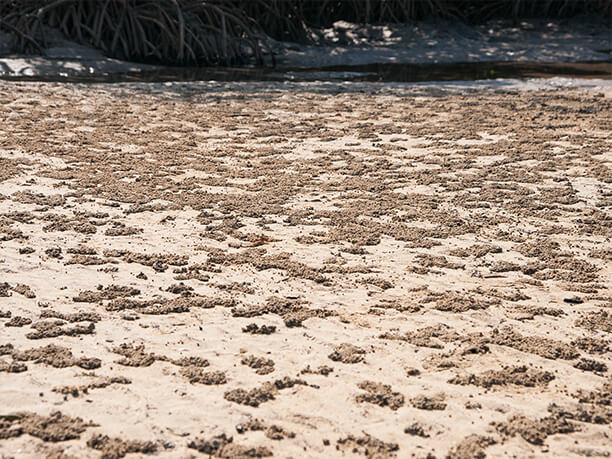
[{"x1": 0, "y1": 81, "x2": 611, "y2": 458}]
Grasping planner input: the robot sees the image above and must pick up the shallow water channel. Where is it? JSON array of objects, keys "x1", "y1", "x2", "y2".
[{"x1": 1, "y1": 59, "x2": 611, "y2": 84}]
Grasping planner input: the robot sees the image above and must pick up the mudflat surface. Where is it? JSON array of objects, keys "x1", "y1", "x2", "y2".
[{"x1": 0, "y1": 81, "x2": 611, "y2": 458}]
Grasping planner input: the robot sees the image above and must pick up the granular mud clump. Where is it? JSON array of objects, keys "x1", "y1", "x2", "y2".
[
  {"x1": 272, "y1": 377, "x2": 307, "y2": 390},
  {"x1": 65, "y1": 254, "x2": 107, "y2": 265},
  {"x1": 172, "y1": 356, "x2": 209, "y2": 367},
  {"x1": 410, "y1": 394, "x2": 447, "y2": 410},
  {"x1": 369, "y1": 301, "x2": 421, "y2": 314},
  {"x1": 112, "y1": 344, "x2": 160, "y2": 367},
  {"x1": 575, "y1": 382, "x2": 612, "y2": 407},
  {"x1": 241, "y1": 355, "x2": 275, "y2": 375},
  {"x1": 424, "y1": 292, "x2": 499, "y2": 313},
  {"x1": 224, "y1": 386, "x2": 277, "y2": 407},
  {"x1": 0, "y1": 283, "x2": 11, "y2": 297},
  {"x1": 107, "y1": 296, "x2": 217, "y2": 314},
  {"x1": 12, "y1": 284, "x2": 36, "y2": 298},
  {"x1": 224, "y1": 378, "x2": 308, "y2": 407},
  {"x1": 448, "y1": 365, "x2": 555, "y2": 388},
  {"x1": 5, "y1": 316, "x2": 32, "y2": 327},
  {"x1": 379, "y1": 324, "x2": 459, "y2": 348},
  {"x1": 494, "y1": 415, "x2": 578, "y2": 445},
  {"x1": 12, "y1": 344, "x2": 101, "y2": 369},
  {"x1": 232, "y1": 296, "x2": 332, "y2": 327},
  {"x1": 547, "y1": 403, "x2": 612, "y2": 425},
  {"x1": 103, "y1": 250, "x2": 188, "y2": 272},
  {"x1": 235, "y1": 419, "x2": 266, "y2": 434},
  {"x1": 73, "y1": 285, "x2": 140, "y2": 303},
  {"x1": 490, "y1": 330, "x2": 579, "y2": 360},
  {"x1": 571, "y1": 337, "x2": 610, "y2": 354},
  {"x1": 449, "y1": 244, "x2": 502, "y2": 259},
  {"x1": 87, "y1": 433, "x2": 157, "y2": 458},
  {"x1": 0, "y1": 411, "x2": 93, "y2": 442},
  {"x1": 265, "y1": 425, "x2": 296, "y2": 440},
  {"x1": 25, "y1": 320, "x2": 95, "y2": 340},
  {"x1": 104, "y1": 225, "x2": 143, "y2": 237},
  {"x1": 355, "y1": 381, "x2": 405, "y2": 410},
  {"x1": 0, "y1": 344, "x2": 14, "y2": 355},
  {"x1": 242, "y1": 323, "x2": 277, "y2": 335},
  {"x1": 39, "y1": 310, "x2": 101, "y2": 323},
  {"x1": 301, "y1": 365, "x2": 334, "y2": 376},
  {"x1": 404, "y1": 423, "x2": 429, "y2": 438},
  {"x1": 53, "y1": 377, "x2": 131, "y2": 398},
  {"x1": 1, "y1": 283, "x2": 36, "y2": 299},
  {"x1": 164, "y1": 282, "x2": 194, "y2": 295},
  {"x1": 328, "y1": 343, "x2": 367, "y2": 364},
  {"x1": 188, "y1": 433, "x2": 272, "y2": 457},
  {"x1": 336, "y1": 434, "x2": 399, "y2": 457},
  {"x1": 180, "y1": 368, "x2": 227, "y2": 385},
  {"x1": 45, "y1": 248, "x2": 62, "y2": 259},
  {"x1": 573, "y1": 358, "x2": 608, "y2": 373},
  {"x1": 575, "y1": 310, "x2": 612, "y2": 333},
  {"x1": 0, "y1": 360, "x2": 27, "y2": 373},
  {"x1": 447, "y1": 434, "x2": 496, "y2": 459},
  {"x1": 66, "y1": 246, "x2": 98, "y2": 256}
]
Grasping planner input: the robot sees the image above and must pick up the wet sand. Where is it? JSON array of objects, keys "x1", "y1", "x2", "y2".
[{"x1": 0, "y1": 81, "x2": 611, "y2": 458}]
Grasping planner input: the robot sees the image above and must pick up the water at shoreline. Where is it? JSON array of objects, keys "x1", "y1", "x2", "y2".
[{"x1": 1, "y1": 59, "x2": 610, "y2": 84}]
